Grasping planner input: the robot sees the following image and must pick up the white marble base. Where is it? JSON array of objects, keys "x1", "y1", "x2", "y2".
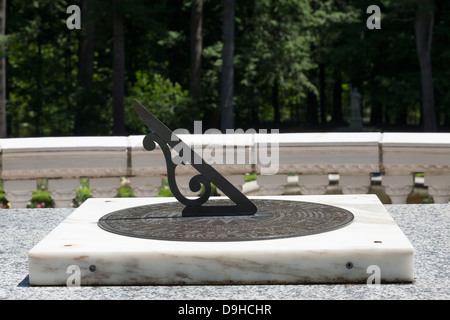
[{"x1": 28, "y1": 195, "x2": 414, "y2": 285}]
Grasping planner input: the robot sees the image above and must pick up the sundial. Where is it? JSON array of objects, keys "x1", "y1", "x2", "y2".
[
  {"x1": 27, "y1": 101, "x2": 414, "y2": 286},
  {"x1": 98, "y1": 199, "x2": 354, "y2": 241},
  {"x1": 98, "y1": 101, "x2": 354, "y2": 241}
]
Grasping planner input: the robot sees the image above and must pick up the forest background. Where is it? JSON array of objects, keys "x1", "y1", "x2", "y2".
[{"x1": 0, "y1": 0, "x2": 448, "y2": 138}]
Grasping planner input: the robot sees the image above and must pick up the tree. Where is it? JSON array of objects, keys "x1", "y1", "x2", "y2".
[
  {"x1": 235, "y1": 0, "x2": 318, "y2": 126},
  {"x1": 6, "y1": 1, "x2": 79, "y2": 137},
  {"x1": 415, "y1": 0, "x2": 437, "y2": 131},
  {"x1": 0, "y1": 0, "x2": 6, "y2": 137},
  {"x1": 431, "y1": 0, "x2": 450, "y2": 127},
  {"x1": 220, "y1": 0, "x2": 235, "y2": 132},
  {"x1": 112, "y1": 0, "x2": 126, "y2": 136},
  {"x1": 3, "y1": 0, "x2": 449, "y2": 137},
  {"x1": 74, "y1": 0, "x2": 96, "y2": 136},
  {"x1": 190, "y1": 0, "x2": 203, "y2": 101}
]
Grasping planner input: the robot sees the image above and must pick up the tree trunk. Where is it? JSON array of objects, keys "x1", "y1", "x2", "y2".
[
  {"x1": 0, "y1": 0, "x2": 6, "y2": 138},
  {"x1": 190, "y1": 0, "x2": 203, "y2": 101},
  {"x1": 75, "y1": 0, "x2": 95, "y2": 135},
  {"x1": 272, "y1": 79, "x2": 280, "y2": 123},
  {"x1": 415, "y1": 0, "x2": 437, "y2": 132},
  {"x1": 220, "y1": 0, "x2": 235, "y2": 132},
  {"x1": 319, "y1": 63, "x2": 326, "y2": 124},
  {"x1": 307, "y1": 91, "x2": 318, "y2": 125},
  {"x1": 35, "y1": 25, "x2": 42, "y2": 137},
  {"x1": 332, "y1": 70, "x2": 343, "y2": 125},
  {"x1": 370, "y1": 100, "x2": 383, "y2": 127},
  {"x1": 112, "y1": 0, "x2": 126, "y2": 136},
  {"x1": 251, "y1": 88, "x2": 259, "y2": 124},
  {"x1": 369, "y1": 67, "x2": 382, "y2": 126}
]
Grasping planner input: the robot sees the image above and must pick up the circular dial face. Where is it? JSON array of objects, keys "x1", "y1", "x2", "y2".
[{"x1": 98, "y1": 199, "x2": 354, "y2": 242}]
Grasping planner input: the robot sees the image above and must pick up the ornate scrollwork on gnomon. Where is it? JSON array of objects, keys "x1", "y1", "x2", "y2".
[{"x1": 134, "y1": 100, "x2": 257, "y2": 217}]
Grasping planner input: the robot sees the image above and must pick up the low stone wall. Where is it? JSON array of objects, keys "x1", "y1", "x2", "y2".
[{"x1": 0, "y1": 132, "x2": 449, "y2": 208}]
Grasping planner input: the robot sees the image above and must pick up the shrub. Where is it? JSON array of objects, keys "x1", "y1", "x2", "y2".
[
  {"x1": 116, "y1": 177, "x2": 135, "y2": 197},
  {"x1": 71, "y1": 188, "x2": 92, "y2": 208},
  {"x1": 27, "y1": 190, "x2": 55, "y2": 208},
  {"x1": 157, "y1": 188, "x2": 174, "y2": 197},
  {"x1": 0, "y1": 186, "x2": 10, "y2": 209}
]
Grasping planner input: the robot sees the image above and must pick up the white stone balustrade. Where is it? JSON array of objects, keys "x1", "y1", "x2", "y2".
[
  {"x1": 0, "y1": 132, "x2": 449, "y2": 208},
  {"x1": 424, "y1": 175, "x2": 450, "y2": 204},
  {"x1": 264, "y1": 133, "x2": 380, "y2": 196},
  {"x1": 0, "y1": 137, "x2": 128, "y2": 208},
  {"x1": 381, "y1": 133, "x2": 450, "y2": 204}
]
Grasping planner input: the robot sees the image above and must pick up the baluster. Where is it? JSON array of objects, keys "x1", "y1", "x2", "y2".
[
  {"x1": 215, "y1": 175, "x2": 245, "y2": 195},
  {"x1": 382, "y1": 175, "x2": 413, "y2": 204},
  {"x1": 424, "y1": 175, "x2": 450, "y2": 204},
  {"x1": 48, "y1": 178, "x2": 80, "y2": 208},
  {"x1": 130, "y1": 176, "x2": 162, "y2": 197},
  {"x1": 257, "y1": 174, "x2": 287, "y2": 195},
  {"x1": 90, "y1": 177, "x2": 119, "y2": 198},
  {"x1": 340, "y1": 175, "x2": 371, "y2": 194},
  {"x1": 3, "y1": 180, "x2": 36, "y2": 208},
  {"x1": 298, "y1": 174, "x2": 328, "y2": 195}
]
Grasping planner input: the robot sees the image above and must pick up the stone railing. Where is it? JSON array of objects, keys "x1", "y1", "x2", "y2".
[{"x1": 1, "y1": 132, "x2": 449, "y2": 208}]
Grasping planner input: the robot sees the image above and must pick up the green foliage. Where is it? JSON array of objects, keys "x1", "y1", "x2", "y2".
[
  {"x1": 71, "y1": 188, "x2": 93, "y2": 208},
  {"x1": 125, "y1": 71, "x2": 192, "y2": 132},
  {"x1": 26, "y1": 179, "x2": 54, "y2": 208},
  {"x1": 200, "y1": 183, "x2": 220, "y2": 197},
  {"x1": 200, "y1": 41, "x2": 223, "y2": 113},
  {"x1": 70, "y1": 178, "x2": 91, "y2": 208},
  {"x1": 3, "y1": 0, "x2": 450, "y2": 137},
  {"x1": 156, "y1": 176, "x2": 220, "y2": 197},
  {"x1": 7, "y1": 0, "x2": 78, "y2": 137},
  {"x1": 116, "y1": 177, "x2": 135, "y2": 198},
  {"x1": 234, "y1": 0, "x2": 317, "y2": 124},
  {"x1": 244, "y1": 173, "x2": 257, "y2": 182},
  {"x1": 158, "y1": 175, "x2": 173, "y2": 197},
  {"x1": 27, "y1": 190, "x2": 55, "y2": 208},
  {"x1": 157, "y1": 188, "x2": 174, "y2": 197},
  {"x1": 0, "y1": 183, "x2": 10, "y2": 209}
]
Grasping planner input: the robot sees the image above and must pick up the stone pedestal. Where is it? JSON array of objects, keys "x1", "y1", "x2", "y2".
[{"x1": 28, "y1": 195, "x2": 414, "y2": 285}]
